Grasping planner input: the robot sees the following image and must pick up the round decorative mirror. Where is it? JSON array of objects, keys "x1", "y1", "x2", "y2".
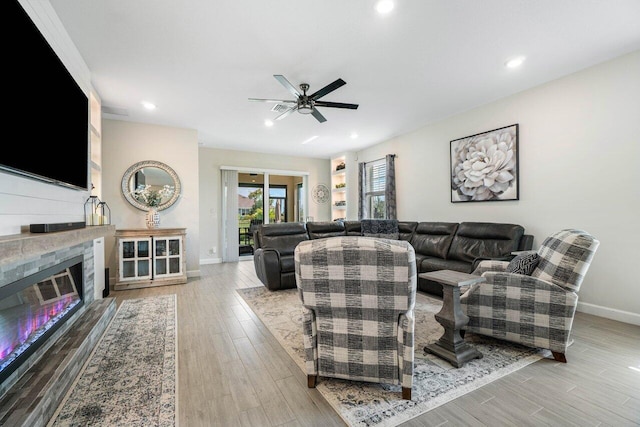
[{"x1": 121, "y1": 160, "x2": 181, "y2": 211}]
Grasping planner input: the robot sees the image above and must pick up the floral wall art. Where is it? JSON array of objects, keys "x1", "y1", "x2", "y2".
[{"x1": 450, "y1": 124, "x2": 519, "y2": 202}]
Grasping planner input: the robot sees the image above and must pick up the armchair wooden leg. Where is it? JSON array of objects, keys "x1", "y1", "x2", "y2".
[
  {"x1": 402, "y1": 387, "x2": 412, "y2": 400},
  {"x1": 551, "y1": 351, "x2": 567, "y2": 363},
  {"x1": 307, "y1": 375, "x2": 317, "y2": 388}
]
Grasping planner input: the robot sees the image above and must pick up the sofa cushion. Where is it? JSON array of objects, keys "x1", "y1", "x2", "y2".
[
  {"x1": 398, "y1": 221, "x2": 418, "y2": 241},
  {"x1": 414, "y1": 253, "x2": 429, "y2": 269},
  {"x1": 306, "y1": 221, "x2": 346, "y2": 239},
  {"x1": 420, "y1": 257, "x2": 473, "y2": 274},
  {"x1": 447, "y1": 222, "x2": 524, "y2": 263},
  {"x1": 410, "y1": 222, "x2": 459, "y2": 259},
  {"x1": 260, "y1": 223, "x2": 309, "y2": 256},
  {"x1": 343, "y1": 221, "x2": 361, "y2": 236},
  {"x1": 361, "y1": 219, "x2": 399, "y2": 239}
]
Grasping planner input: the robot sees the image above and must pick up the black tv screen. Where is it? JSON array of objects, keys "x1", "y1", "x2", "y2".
[{"x1": 1, "y1": 0, "x2": 89, "y2": 191}]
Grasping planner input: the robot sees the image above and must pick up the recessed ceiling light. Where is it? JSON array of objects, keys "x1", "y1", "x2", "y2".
[
  {"x1": 376, "y1": 0, "x2": 394, "y2": 14},
  {"x1": 301, "y1": 135, "x2": 319, "y2": 145},
  {"x1": 350, "y1": 132, "x2": 358, "y2": 139},
  {"x1": 505, "y1": 56, "x2": 526, "y2": 69},
  {"x1": 264, "y1": 119, "x2": 274, "y2": 127},
  {"x1": 141, "y1": 101, "x2": 156, "y2": 110}
]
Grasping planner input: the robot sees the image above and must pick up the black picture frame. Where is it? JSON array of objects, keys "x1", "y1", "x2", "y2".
[{"x1": 450, "y1": 124, "x2": 519, "y2": 203}]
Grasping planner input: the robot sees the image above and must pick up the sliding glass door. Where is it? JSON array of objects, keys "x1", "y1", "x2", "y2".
[{"x1": 222, "y1": 169, "x2": 308, "y2": 262}]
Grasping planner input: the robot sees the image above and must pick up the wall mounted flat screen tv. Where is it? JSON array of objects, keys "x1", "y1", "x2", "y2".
[{"x1": 0, "y1": 0, "x2": 89, "y2": 191}]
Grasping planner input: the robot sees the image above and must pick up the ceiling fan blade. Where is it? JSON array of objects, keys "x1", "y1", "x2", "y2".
[
  {"x1": 275, "y1": 107, "x2": 297, "y2": 121},
  {"x1": 310, "y1": 78, "x2": 346, "y2": 100},
  {"x1": 248, "y1": 98, "x2": 296, "y2": 104},
  {"x1": 314, "y1": 101, "x2": 359, "y2": 110},
  {"x1": 311, "y1": 108, "x2": 327, "y2": 123},
  {"x1": 274, "y1": 75, "x2": 301, "y2": 98}
]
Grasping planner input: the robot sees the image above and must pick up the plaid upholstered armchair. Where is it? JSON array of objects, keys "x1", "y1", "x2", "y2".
[
  {"x1": 460, "y1": 229, "x2": 599, "y2": 362},
  {"x1": 294, "y1": 236, "x2": 417, "y2": 400}
]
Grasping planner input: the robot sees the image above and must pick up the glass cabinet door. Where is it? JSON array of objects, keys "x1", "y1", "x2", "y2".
[
  {"x1": 153, "y1": 236, "x2": 182, "y2": 278},
  {"x1": 119, "y1": 238, "x2": 152, "y2": 280}
]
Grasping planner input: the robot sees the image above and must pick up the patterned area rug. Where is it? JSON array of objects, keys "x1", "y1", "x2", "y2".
[
  {"x1": 49, "y1": 295, "x2": 177, "y2": 427},
  {"x1": 237, "y1": 287, "x2": 548, "y2": 427}
]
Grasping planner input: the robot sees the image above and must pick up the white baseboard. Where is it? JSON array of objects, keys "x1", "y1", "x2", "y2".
[
  {"x1": 187, "y1": 269, "x2": 201, "y2": 278},
  {"x1": 577, "y1": 302, "x2": 640, "y2": 326},
  {"x1": 200, "y1": 257, "x2": 253, "y2": 264}
]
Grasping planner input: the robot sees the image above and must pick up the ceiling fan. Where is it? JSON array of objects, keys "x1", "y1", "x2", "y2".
[{"x1": 249, "y1": 75, "x2": 358, "y2": 123}]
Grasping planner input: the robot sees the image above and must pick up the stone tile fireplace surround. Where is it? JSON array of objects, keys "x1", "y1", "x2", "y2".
[{"x1": 0, "y1": 225, "x2": 116, "y2": 426}]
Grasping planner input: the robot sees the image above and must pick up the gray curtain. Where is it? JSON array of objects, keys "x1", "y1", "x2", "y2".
[
  {"x1": 385, "y1": 154, "x2": 397, "y2": 220},
  {"x1": 358, "y1": 161, "x2": 366, "y2": 220}
]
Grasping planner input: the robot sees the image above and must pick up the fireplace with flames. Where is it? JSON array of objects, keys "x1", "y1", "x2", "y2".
[{"x1": 0, "y1": 255, "x2": 83, "y2": 384}]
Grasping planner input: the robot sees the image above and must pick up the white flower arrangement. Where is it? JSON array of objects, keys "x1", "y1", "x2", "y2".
[
  {"x1": 451, "y1": 127, "x2": 517, "y2": 201},
  {"x1": 132, "y1": 184, "x2": 174, "y2": 208}
]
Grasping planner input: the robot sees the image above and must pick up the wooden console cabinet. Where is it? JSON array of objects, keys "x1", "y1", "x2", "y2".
[{"x1": 115, "y1": 228, "x2": 187, "y2": 290}]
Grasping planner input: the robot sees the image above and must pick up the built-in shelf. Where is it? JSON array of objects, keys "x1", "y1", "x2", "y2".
[
  {"x1": 89, "y1": 90, "x2": 102, "y2": 198},
  {"x1": 331, "y1": 155, "x2": 348, "y2": 220}
]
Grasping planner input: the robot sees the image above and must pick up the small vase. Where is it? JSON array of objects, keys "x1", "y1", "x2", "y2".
[{"x1": 146, "y1": 208, "x2": 160, "y2": 229}]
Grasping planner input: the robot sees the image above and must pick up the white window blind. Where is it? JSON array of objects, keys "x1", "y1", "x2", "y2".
[{"x1": 364, "y1": 159, "x2": 387, "y2": 219}]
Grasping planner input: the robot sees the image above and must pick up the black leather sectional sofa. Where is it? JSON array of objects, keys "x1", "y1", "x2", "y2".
[{"x1": 253, "y1": 220, "x2": 533, "y2": 297}]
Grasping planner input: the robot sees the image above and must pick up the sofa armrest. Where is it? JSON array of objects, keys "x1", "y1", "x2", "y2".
[
  {"x1": 480, "y1": 271, "x2": 575, "y2": 295},
  {"x1": 511, "y1": 250, "x2": 537, "y2": 256},
  {"x1": 253, "y1": 248, "x2": 283, "y2": 290},
  {"x1": 471, "y1": 255, "x2": 513, "y2": 272},
  {"x1": 471, "y1": 259, "x2": 510, "y2": 275}
]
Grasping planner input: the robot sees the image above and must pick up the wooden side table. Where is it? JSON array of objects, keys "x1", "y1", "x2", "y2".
[{"x1": 420, "y1": 270, "x2": 485, "y2": 368}]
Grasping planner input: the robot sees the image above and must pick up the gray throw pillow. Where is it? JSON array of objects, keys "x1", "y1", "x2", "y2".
[
  {"x1": 361, "y1": 219, "x2": 399, "y2": 239},
  {"x1": 506, "y1": 252, "x2": 540, "y2": 275},
  {"x1": 363, "y1": 232, "x2": 400, "y2": 239}
]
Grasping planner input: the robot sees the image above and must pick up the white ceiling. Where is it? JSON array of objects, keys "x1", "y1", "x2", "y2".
[{"x1": 50, "y1": 0, "x2": 640, "y2": 159}]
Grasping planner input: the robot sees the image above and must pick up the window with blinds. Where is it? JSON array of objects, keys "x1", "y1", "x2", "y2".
[{"x1": 364, "y1": 158, "x2": 386, "y2": 219}]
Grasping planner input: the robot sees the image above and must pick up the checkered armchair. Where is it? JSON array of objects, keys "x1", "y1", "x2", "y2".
[
  {"x1": 460, "y1": 229, "x2": 599, "y2": 362},
  {"x1": 294, "y1": 236, "x2": 417, "y2": 400}
]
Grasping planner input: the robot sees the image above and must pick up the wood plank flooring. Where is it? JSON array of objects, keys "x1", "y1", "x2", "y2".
[{"x1": 109, "y1": 260, "x2": 640, "y2": 426}]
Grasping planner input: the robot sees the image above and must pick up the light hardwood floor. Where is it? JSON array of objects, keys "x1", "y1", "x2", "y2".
[{"x1": 111, "y1": 261, "x2": 640, "y2": 426}]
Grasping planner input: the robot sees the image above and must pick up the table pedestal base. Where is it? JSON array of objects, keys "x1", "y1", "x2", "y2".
[
  {"x1": 425, "y1": 339, "x2": 483, "y2": 368},
  {"x1": 423, "y1": 277, "x2": 483, "y2": 368}
]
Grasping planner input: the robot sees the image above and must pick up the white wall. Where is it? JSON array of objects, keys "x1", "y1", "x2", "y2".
[
  {"x1": 101, "y1": 120, "x2": 200, "y2": 279},
  {"x1": 0, "y1": 0, "x2": 93, "y2": 236},
  {"x1": 198, "y1": 147, "x2": 330, "y2": 263},
  {"x1": 357, "y1": 50, "x2": 640, "y2": 323}
]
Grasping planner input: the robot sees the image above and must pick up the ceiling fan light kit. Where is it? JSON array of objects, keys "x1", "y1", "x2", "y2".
[{"x1": 249, "y1": 74, "x2": 358, "y2": 123}]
